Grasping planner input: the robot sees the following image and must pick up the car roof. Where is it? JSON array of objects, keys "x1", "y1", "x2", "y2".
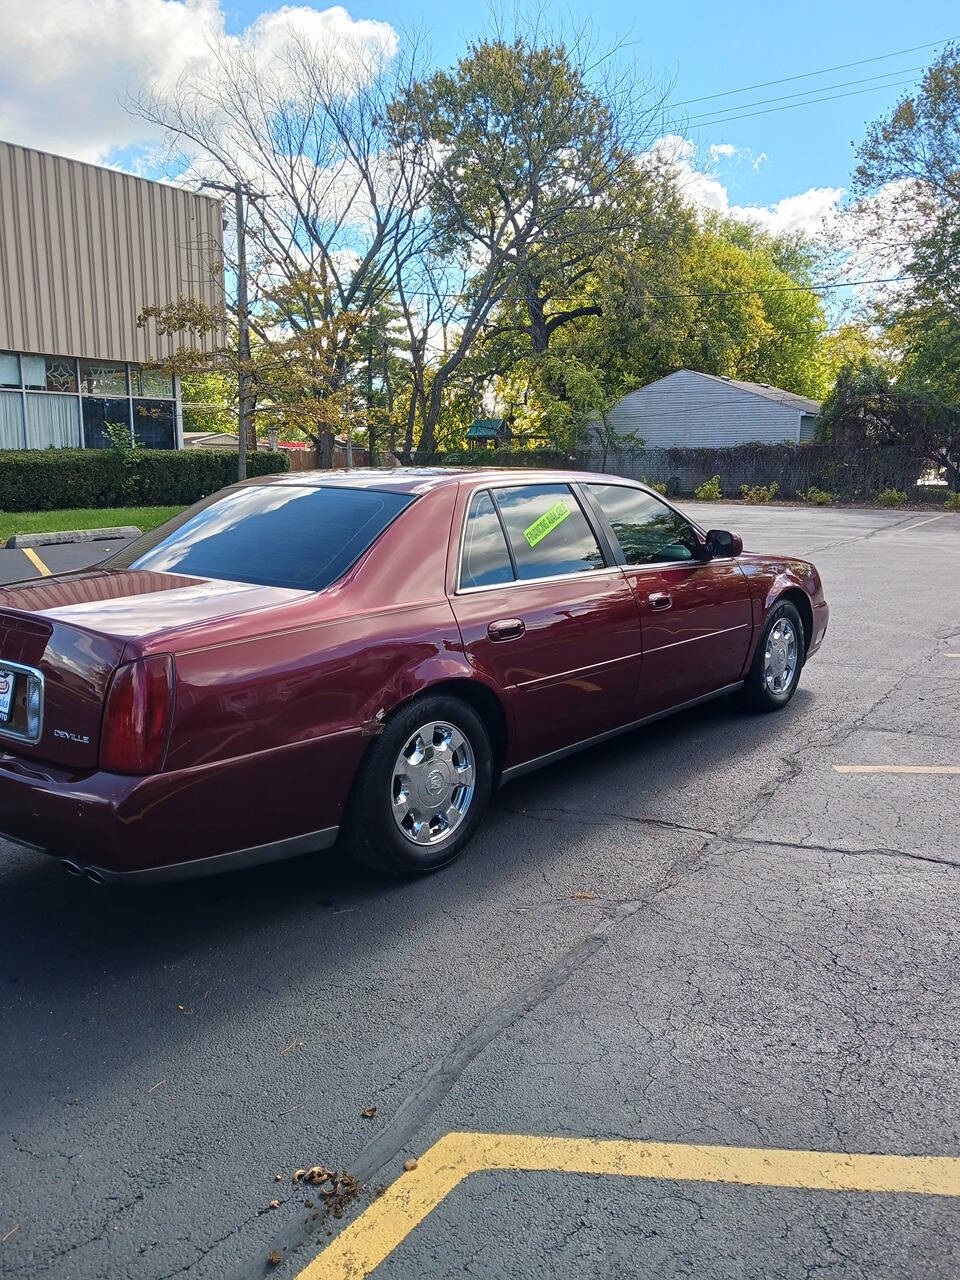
[{"x1": 245, "y1": 466, "x2": 644, "y2": 495}]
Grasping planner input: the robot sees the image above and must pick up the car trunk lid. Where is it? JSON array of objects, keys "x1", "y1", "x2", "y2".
[{"x1": 0, "y1": 568, "x2": 307, "y2": 768}]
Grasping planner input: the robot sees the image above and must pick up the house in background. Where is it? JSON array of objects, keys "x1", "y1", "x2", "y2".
[
  {"x1": 466, "y1": 417, "x2": 512, "y2": 448},
  {"x1": 0, "y1": 138, "x2": 223, "y2": 452},
  {"x1": 603, "y1": 370, "x2": 820, "y2": 448}
]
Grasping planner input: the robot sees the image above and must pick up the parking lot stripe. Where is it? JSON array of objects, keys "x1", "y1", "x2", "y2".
[
  {"x1": 21, "y1": 548, "x2": 51, "y2": 577},
  {"x1": 833, "y1": 764, "x2": 960, "y2": 775},
  {"x1": 900, "y1": 514, "x2": 948, "y2": 531},
  {"x1": 295, "y1": 1132, "x2": 960, "y2": 1280}
]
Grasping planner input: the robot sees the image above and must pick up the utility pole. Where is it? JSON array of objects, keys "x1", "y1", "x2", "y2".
[
  {"x1": 233, "y1": 182, "x2": 251, "y2": 482},
  {"x1": 201, "y1": 178, "x2": 259, "y2": 482}
]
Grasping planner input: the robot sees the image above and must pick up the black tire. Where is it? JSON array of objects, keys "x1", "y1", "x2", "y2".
[
  {"x1": 343, "y1": 694, "x2": 494, "y2": 877},
  {"x1": 740, "y1": 599, "x2": 805, "y2": 713}
]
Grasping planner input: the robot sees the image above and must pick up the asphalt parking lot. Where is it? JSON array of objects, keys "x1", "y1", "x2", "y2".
[{"x1": 1, "y1": 502, "x2": 959, "y2": 1279}]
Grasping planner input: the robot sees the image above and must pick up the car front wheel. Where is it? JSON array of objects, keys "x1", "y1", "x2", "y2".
[
  {"x1": 740, "y1": 600, "x2": 805, "y2": 712},
  {"x1": 344, "y1": 694, "x2": 494, "y2": 877}
]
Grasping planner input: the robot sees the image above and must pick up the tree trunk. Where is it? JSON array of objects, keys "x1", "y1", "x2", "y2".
[{"x1": 318, "y1": 429, "x2": 335, "y2": 468}]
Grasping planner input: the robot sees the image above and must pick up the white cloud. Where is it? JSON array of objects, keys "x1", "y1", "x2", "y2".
[
  {"x1": 752, "y1": 152, "x2": 769, "y2": 171},
  {"x1": 651, "y1": 134, "x2": 843, "y2": 241},
  {"x1": 0, "y1": 0, "x2": 398, "y2": 165}
]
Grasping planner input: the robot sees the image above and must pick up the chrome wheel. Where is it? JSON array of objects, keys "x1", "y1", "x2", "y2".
[
  {"x1": 763, "y1": 617, "x2": 799, "y2": 695},
  {"x1": 390, "y1": 721, "x2": 476, "y2": 847}
]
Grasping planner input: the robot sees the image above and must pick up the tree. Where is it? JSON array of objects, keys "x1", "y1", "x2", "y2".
[
  {"x1": 135, "y1": 21, "x2": 432, "y2": 457},
  {"x1": 820, "y1": 360, "x2": 960, "y2": 490},
  {"x1": 851, "y1": 44, "x2": 960, "y2": 406},
  {"x1": 392, "y1": 28, "x2": 666, "y2": 455}
]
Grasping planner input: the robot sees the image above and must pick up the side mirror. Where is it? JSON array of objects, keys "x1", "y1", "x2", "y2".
[{"x1": 705, "y1": 529, "x2": 743, "y2": 558}]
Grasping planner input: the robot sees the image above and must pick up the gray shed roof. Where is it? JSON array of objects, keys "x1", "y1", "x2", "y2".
[{"x1": 688, "y1": 372, "x2": 820, "y2": 415}]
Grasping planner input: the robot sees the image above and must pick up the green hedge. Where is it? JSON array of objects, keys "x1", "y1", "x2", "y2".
[{"x1": 0, "y1": 448, "x2": 290, "y2": 512}]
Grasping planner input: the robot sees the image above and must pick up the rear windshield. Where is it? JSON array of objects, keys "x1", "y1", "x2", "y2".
[{"x1": 105, "y1": 484, "x2": 414, "y2": 591}]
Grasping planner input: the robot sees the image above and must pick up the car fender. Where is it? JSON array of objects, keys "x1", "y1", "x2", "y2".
[{"x1": 357, "y1": 646, "x2": 515, "y2": 750}]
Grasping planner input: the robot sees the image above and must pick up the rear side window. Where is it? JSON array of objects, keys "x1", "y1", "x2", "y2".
[
  {"x1": 105, "y1": 484, "x2": 414, "y2": 591},
  {"x1": 588, "y1": 484, "x2": 698, "y2": 565},
  {"x1": 495, "y1": 484, "x2": 604, "y2": 580},
  {"x1": 460, "y1": 490, "x2": 514, "y2": 588}
]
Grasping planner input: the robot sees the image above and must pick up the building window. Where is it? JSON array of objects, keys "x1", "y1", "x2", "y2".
[
  {"x1": 80, "y1": 360, "x2": 127, "y2": 398},
  {"x1": 82, "y1": 397, "x2": 132, "y2": 449},
  {"x1": 131, "y1": 366, "x2": 174, "y2": 399},
  {"x1": 0, "y1": 352, "x2": 20, "y2": 389},
  {"x1": 133, "y1": 399, "x2": 176, "y2": 448},
  {"x1": 0, "y1": 391, "x2": 25, "y2": 446},
  {"x1": 25, "y1": 393, "x2": 81, "y2": 448},
  {"x1": 22, "y1": 354, "x2": 78, "y2": 393}
]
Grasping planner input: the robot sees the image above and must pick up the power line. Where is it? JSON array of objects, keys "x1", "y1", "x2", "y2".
[
  {"x1": 684, "y1": 65, "x2": 925, "y2": 124},
  {"x1": 670, "y1": 37, "x2": 953, "y2": 107},
  {"x1": 686, "y1": 78, "x2": 921, "y2": 129}
]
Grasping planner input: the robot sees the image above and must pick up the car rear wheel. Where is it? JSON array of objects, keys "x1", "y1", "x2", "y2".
[
  {"x1": 740, "y1": 600, "x2": 805, "y2": 712},
  {"x1": 344, "y1": 695, "x2": 493, "y2": 877}
]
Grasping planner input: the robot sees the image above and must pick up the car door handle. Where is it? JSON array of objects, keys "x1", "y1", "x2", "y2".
[
  {"x1": 648, "y1": 592, "x2": 672, "y2": 611},
  {"x1": 487, "y1": 618, "x2": 526, "y2": 641}
]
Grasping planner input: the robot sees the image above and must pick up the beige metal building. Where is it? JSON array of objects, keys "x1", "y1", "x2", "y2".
[{"x1": 0, "y1": 139, "x2": 223, "y2": 450}]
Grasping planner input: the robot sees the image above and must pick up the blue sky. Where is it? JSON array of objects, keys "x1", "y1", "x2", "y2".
[
  {"x1": 0, "y1": 0, "x2": 954, "y2": 243},
  {"x1": 219, "y1": 0, "x2": 955, "y2": 211}
]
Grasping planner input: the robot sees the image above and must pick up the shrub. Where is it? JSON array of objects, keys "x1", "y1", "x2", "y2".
[
  {"x1": 875, "y1": 487, "x2": 908, "y2": 508},
  {"x1": 640, "y1": 476, "x2": 667, "y2": 495},
  {"x1": 804, "y1": 486, "x2": 833, "y2": 506},
  {"x1": 740, "y1": 481, "x2": 779, "y2": 504},
  {"x1": 0, "y1": 448, "x2": 289, "y2": 512},
  {"x1": 944, "y1": 490, "x2": 960, "y2": 510},
  {"x1": 694, "y1": 474, "x2": 722, "y2": 501}
]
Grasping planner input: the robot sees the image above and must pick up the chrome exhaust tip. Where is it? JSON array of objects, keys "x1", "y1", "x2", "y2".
[
  {"x1": 85, "y1": 868, "x2": 106, "y2": 887},
  {"x1": 61, "y1": 858, "x2": 84, "y2": 877}
]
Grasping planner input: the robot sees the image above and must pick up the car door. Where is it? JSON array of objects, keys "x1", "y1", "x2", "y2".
[
  {"x1": 584, "y1": 483, "x2": 752, "y2": 716},
  {"x1": 450, "y1": 483, "x2": 643, "y2": 764}
]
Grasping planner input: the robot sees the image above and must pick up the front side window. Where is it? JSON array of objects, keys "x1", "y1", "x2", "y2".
[
  {"x1": 589, "y1": 484, "x2": 699, "y2": 565},
  {"x1": 105, "y1": 484, "x2": 414, "y2": 591},
  {"x1": 460, "y1": 490, "x2": 514, "y2": 588},
  {"x1": 495, "y1": 484, "x2": 604, "y2": 581}
]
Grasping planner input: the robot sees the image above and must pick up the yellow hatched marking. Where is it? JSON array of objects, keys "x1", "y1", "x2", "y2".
[
  {"x1": 295, "y1": 1131, "x2": 960, "y2": 1280},
  {"x1": 833, "y1": 764, "x2": 960, "y2": 775},
  {"x1": 21, "y1": 548, "x2": 51, "y2": 577}
]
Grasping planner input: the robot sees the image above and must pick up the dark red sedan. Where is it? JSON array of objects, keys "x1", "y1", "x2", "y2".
[{"x1": 0, "y1": 469, "x2": 827, "y2": 882}]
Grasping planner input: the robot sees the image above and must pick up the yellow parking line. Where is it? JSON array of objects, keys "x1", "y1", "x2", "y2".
[
  {"x1": 901, "y1": 514, "x2": 948, "y2": 530},
  {"x1": 295, "y1": 1131, "x2": 960, "y2": 1280},
  {"x1": 833, "y1": 764, "x2": 960, "y2": 775},
  {"x1": 21, "y1": 548, "x2": 51, "y2": 577}
]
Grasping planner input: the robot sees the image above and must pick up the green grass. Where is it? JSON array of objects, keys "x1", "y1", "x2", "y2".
[{"x1": 0, "y1": 506, "x2": 183, "y2": 543}]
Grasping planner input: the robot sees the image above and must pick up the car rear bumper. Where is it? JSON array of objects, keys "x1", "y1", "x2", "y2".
[{"x1": 0, "y1": 727, "x2": 366, "y2": 878}]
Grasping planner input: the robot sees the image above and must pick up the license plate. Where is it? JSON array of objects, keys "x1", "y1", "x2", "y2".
[{"x1": 0, "y1": 670, "x2": 14, "y2": 721}]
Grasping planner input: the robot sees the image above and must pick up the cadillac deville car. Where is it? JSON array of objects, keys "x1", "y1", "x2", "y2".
[{"x1": 0, "y1": 469, "x2": 828, "y2": 882}]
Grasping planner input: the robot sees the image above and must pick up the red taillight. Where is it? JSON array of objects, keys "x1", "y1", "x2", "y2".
[{"x1": 100, "y1": 655, "x2": 175, "y2": 774}]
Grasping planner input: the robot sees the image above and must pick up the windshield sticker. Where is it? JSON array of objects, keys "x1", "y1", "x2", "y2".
[{"x1": 523, "y1": 500, "x2": 571, "y2": 547}]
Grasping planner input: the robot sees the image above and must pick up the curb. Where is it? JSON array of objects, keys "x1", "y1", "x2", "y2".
[{"x1": 6, "y1": 526, "x2": 142, "y2": 549}]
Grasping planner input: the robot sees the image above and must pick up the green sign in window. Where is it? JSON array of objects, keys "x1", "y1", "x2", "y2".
[{"x1": 523, "y1": 499, "x2": 571, "y2": 547}]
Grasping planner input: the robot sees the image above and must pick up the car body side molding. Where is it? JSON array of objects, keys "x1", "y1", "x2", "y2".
[{"x1": 499, "y1": 682, "x2": 744, "y2": 784}]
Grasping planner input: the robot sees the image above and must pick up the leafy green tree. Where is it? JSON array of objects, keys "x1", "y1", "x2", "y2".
[
  {"x1": 394, "y1": 29, "x2": 664, "y2": 454},
  {"x1": 852, "y1": 43, "x2": 960, "y2": 406},
  {"x1": 820, "y1": 360, "x2": 960, "y2": 490}
]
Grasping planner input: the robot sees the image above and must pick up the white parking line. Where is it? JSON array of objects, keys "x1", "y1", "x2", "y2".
[{"x1": 833, "y1": 765, "x2": 960, "y2": 775}]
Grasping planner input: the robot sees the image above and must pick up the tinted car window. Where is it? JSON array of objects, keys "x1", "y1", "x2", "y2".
[
  {"x1": 460, "y1": 490, "x2": 514, "y2": 588},
  {"x1": 105, "y1": 484, "x2": 414, "y2": 590},
  {"x1": 495, "y1": 484, "x2": 604, "y2": 580},
  {"x1": 589, "y1": 485, "x2": 699, "y2": 565}
]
